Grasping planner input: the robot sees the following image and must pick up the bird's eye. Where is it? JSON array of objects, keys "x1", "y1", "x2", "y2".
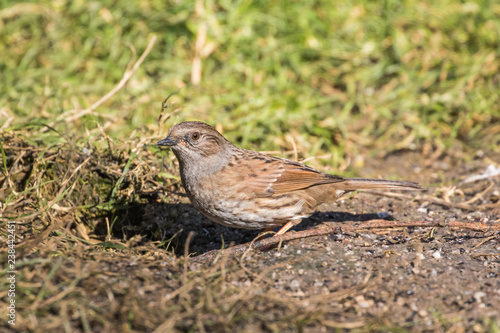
[{"x1": 191, "y1": 132, "x2": 200, "y2": 140}]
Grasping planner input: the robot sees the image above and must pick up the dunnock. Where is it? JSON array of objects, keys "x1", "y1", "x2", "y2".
[{"x1": 157, "y1": 121, "x2": 422, "y2": 236}]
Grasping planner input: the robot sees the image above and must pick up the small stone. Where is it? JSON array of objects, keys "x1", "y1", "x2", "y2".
[
  {"x1": 377, "y1": 212, "x2": 389, "y2": 218},
  {"x1": 418, "y1": 309, "x2": 428, "y2": 317},
  {"x1": 313, "y1": 280, "x2": 324, "y2": 288},
  {"x1": 432, "y1": 249, "x2": 442, "y2": 259},
  {"x1": 417, "y1": 207, "x2": 428, "y2": 214},
  {"x1": 473, "y1": 323, "x2": 485, "y2": 332},
  {"x1": 474, "y1": 291, "x2": 486, "y2": 303},
  {"x1": 355, "y1": 295, "x2": 374, "y2": 309}
]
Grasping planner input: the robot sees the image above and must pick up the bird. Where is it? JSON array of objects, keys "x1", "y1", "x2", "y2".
[{"x1": 157, "y1": 121, "x2": 423, "y2": 237}]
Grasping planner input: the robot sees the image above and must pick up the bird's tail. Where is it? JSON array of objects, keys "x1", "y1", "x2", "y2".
[{"x1": 338, "y1": 178, "x2": 424, "y2": 191}]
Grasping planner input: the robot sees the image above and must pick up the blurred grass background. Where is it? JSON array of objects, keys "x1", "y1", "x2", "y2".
[{"x1": 2, "y1": 0, "x2": 499, "y2": 167}]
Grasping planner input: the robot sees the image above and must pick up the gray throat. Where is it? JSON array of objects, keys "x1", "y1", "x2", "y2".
[{"x1": 175, "y1": 149, "x2": 232, "y2": 189}]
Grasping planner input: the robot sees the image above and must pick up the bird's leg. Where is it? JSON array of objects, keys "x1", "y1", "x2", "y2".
[{"x1": 273, "y1": 220, "x2": 300, "y2": 237}]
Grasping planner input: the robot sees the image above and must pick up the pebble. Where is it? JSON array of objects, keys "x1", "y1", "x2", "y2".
[
  {"x1": 355, "y1": 295, "x2": 374, "y2": 308},
  {"x1": 417, "y1": 207, "x2": 429, "y2": 214},
  {"x1": 290, "y1": 279, "x2": 300, "y2": 289},
  {"x1": 474, "y1": 291, "x2": 486, "y2": 303}
]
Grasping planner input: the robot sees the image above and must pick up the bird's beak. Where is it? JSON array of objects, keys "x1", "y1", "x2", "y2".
[{"x1": 156, "y1": 136, "x2": 178, "y2": 147}]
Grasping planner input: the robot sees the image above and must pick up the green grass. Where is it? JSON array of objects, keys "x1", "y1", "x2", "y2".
[{"x1": 2, "y1": 0, "x2": 499, "y2": 162}]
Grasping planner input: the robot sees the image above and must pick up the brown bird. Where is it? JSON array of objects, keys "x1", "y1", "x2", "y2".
[{"x1": 157, "y1": 121, "x2": 423, "y2": 236}]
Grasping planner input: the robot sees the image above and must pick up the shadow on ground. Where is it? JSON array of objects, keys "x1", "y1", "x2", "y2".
[{"x1": 134, "y1": 201, "x2": 399, "y2": 256}]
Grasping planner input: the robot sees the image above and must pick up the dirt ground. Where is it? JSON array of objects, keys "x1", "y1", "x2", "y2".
[{"x1": 2, "y1": 144, "x2": 499, "y2": 332}]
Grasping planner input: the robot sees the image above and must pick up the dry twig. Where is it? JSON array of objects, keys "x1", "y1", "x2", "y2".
[{"x1": 471, "y1": 235, "x2": 497, "y2": 250}]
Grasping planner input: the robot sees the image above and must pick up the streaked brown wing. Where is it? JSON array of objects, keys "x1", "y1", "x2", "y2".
[
  {"x1": 229, "y1": 154, "x2": 346, "y2": 197},
  {"x1": 272, "y1": 159, "x2": 345, "y2": 194}
]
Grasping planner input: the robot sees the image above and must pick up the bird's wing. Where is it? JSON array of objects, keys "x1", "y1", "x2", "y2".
[{"x1": 227, "y1": 153, "x2": 345, "y2": 197}]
